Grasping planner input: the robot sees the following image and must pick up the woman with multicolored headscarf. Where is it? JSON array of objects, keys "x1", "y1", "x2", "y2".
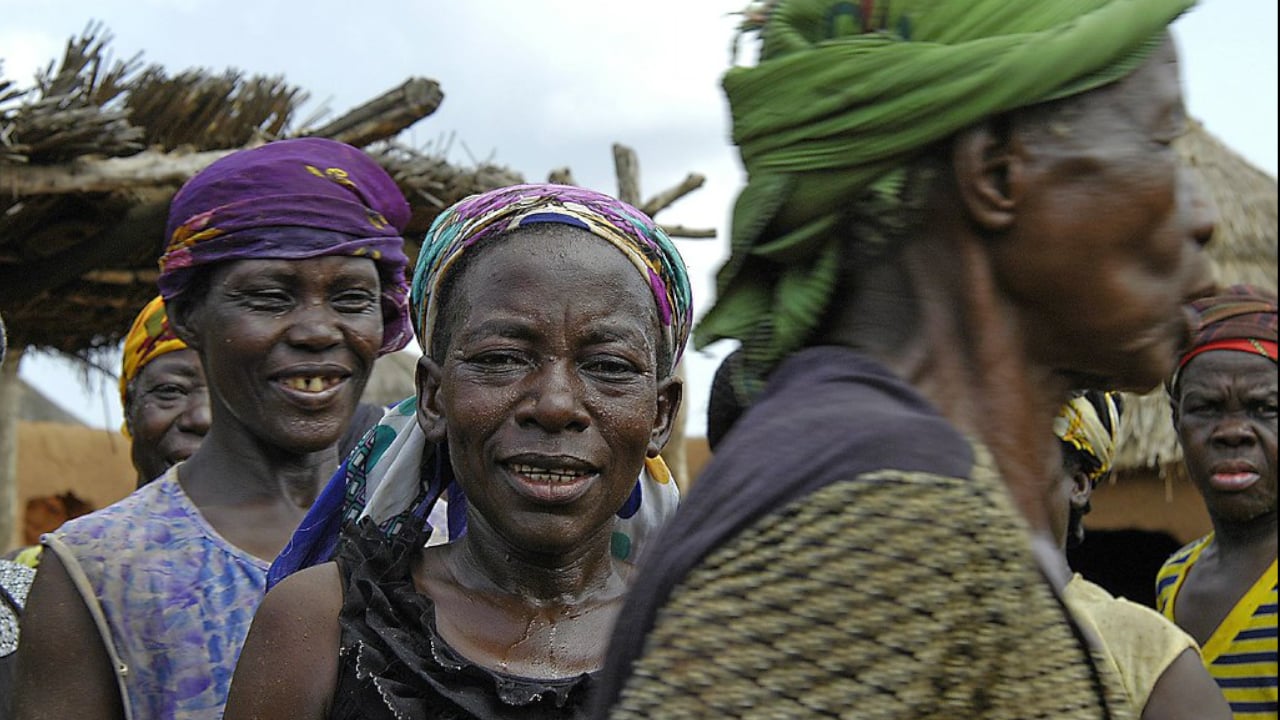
[
  {"x1": 119, "y1": 295, "x2": 210, "y2": 489},
  {"x1": 1156, "y1": 285, "x2": 1277, "y2": 719},
  {"x1": 1052, "y1": 392, "x2": 1231, "y2": 720},
  {"x1": 223, "y1": 184, "x2": 691, "y2": 720},
  {"x1": 14, "y1": 137, "x2": 413, "y2": 720},
  {"x1": 594, "y1": 1, "x2": 1217, "y2": 718}
]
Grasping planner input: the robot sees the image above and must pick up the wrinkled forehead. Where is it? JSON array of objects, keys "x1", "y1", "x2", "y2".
[{"x1": 1180, "y1": 350, "x2": 1278, "y2": 390}]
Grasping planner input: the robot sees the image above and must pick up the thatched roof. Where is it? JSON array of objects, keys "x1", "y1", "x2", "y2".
[
  {"x1": 0, "y1": 25, "x2": 523, "y2": 360},
  {"x1": 1113, "y1": 119, "x2": 1278, "y2": 473}
]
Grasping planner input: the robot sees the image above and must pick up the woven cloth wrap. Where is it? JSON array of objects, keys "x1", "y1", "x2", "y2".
[
  {"x1": 412, "y1": 183, "x2": 693, "y2": 375},
  {"x1": 697, "y1": 0, "x2": 1196, "y2": 397},
  {"x1": 157, "y1": 137, "x2": 412, "y2": 355},
  {"x1": 1172, "y1": 284, "x2": 1278, "y2": 387},
  {"x1": 1054, "y1": 391, "x2": 1123, "y2": 485}
]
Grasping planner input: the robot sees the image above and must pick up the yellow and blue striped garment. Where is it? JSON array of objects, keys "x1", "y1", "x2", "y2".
[{"x1": 1157, "y1": 535, "x2": 1278, "y2": 719}]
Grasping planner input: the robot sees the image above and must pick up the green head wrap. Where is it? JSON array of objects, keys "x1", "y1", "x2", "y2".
[{"x1": 698, "y1": 0, "x2": 1195, "y2": 398}]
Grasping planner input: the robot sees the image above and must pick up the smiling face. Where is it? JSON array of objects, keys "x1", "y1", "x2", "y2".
[
  {"x1": 125, "y1": 348, "x2": 210, "y2": 485},
  {"x1": 1174, "y1": 351, "x2": 1278, "y2": 525},
  {"x1": 993, "y1": 36, "x2": 1216, "y2": 392},
  {"x1": 176, "y1": 255, "x2": 383, "y2": 455},
  {"x1": 418, "y1": 226, "x2": 681, "y2": 556}
]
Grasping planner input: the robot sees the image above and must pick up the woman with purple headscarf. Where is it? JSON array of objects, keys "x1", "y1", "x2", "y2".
[
  {"x1": 13, "y1": 138, "x2": 412, "y2": 720},
  {"x1": 223, "y1": 184, "x2": 691, "y2": 720}
]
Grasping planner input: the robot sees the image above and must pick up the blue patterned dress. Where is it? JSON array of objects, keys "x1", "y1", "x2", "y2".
[{"x1": 43, "y1": 467, "x2": 269, "y2": 720}]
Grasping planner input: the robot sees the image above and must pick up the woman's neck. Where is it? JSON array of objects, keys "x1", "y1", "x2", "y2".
[
  {"x1": 445, "y1": 517, "x2": 623, "y2": 606},
  {"x1": 178, "y1": 425, "x2": 336, "y2": 510},
  {"x1": 1210, "y1": 510, "x2": 1279, "y2": 568},
  {"x1": 822, "y1": 236, "x2": 1072, "y2": 538}
]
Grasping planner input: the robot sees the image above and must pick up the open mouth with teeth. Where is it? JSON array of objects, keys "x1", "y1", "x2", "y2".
[
  {"x1": 504, "y1": 461, "x2": 599, "y2": 504},
  {"x1": 279, "y1": 376, "x2": 344, "y2": 393},
  {"x1": 508, "y1": 463, "x2": 590, "y2": 483}
]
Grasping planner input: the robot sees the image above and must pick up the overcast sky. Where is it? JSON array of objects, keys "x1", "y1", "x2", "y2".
[{"x1": 4, "y1": 0, "x2": 1276, "y2": 436}]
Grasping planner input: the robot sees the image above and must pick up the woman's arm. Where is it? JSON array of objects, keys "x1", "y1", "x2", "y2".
[
  {"x1": 223, "y1": 562, "x2": 344, "y2": 720},
  {"x1": 12, "y1": 552, "x2": 124, "y2": 720},
  {"x1": 1140, "y1": 648, "x2": 1231, "y2": 720}
]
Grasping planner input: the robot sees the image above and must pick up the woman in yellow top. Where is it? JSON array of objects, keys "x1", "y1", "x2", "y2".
[{"x1": 1053, "y1": 391, "x2": 1229, "y2": 719}]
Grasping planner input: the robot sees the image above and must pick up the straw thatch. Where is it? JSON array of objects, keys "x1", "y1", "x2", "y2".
[
  {"x1": 0, "y1": 24, "x2": 523, "y2": 362},
  {"x1": 1112, "y1": 119, "x2": 1278, "y2": 474}
]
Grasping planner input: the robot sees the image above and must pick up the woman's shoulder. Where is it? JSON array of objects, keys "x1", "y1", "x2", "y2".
[{"x1": 262, "y1": 562, "x2": 345, "y2": 625}]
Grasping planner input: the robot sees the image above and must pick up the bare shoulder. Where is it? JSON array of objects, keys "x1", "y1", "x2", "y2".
[
  {"x1": 1141, "y1": 648, "x2": 1232, "y2": 720},
  {"x1": 13, "y1": 550, "x2": 124, "y2": 720},
  {"x1": 223, "y1": 562, "x2": 344, "y2": 720},
  {"x1": 261, "y1": 561, "x2": 345, "y2": 619}
]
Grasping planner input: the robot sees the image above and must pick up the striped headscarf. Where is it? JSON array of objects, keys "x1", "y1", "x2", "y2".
[
  {"x1": 119, "y1": 296, "x2": 187, "y2": 411},
  {"x1": 698, "y1": 0, "x2": 1197, "y2": 399},
  {"x1": 1054, "y1": 390, "x2": 1124, "y2": 485},
  {"x1": 1171, "y1": 285, "x2": 1278, "y2": 392},
  {"x1": 158, "y1": 137, "x2": 412, "y2": 355},
  {"x1": 412, "y1": 184, "x2": 692, "y2": 375}
]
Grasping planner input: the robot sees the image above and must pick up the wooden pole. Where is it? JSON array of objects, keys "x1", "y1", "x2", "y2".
[
  {"x1": 641, "y1": 173, "x2": 706, "y2": 217},
  {"x1": 0, "y1": 147, "x2": 235, "y2": 196},
  {"x1": 0, "y1": 345, "x2": 24, "y2": 553},
  {"x1": 612, "y1": 143, "x2": 642, "y2": 206},
  {"x1": 307, "y1": 77, "x2": 443, "y2": 149},
  {"x1": 546, "y1": 167, "x2": 577, "y2": 185}
]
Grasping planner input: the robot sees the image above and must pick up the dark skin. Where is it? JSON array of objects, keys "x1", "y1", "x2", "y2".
[
  {"x1": 124, "y1": 348, "x2": 210, "y2": 487},
  {"x1": 224, "y1": 228, "x2": 682, "y2": 719},
  {"x1": 1056, "y1": 455, "x2": 1231, "y2": 720},
  {"x1": 1168, "y1": 350, "x2": 1278, "y2": 646},
  {"x1": 13, "y1": 255, "x2": 384, "y2": 720},
  {"x1": 820, "y1": 36, "x2": 1214, "y2": 587}
]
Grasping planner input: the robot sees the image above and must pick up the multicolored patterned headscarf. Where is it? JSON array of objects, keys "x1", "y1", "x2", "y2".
[
  {"x1": 1054, "y1": 390, "x2": 1124, "y2": 486},
  {"x1": 267, "y1": 185, "x2": 692, "y2": 590},
  {"x1": 119, "y1": 296, "x2": 187, "y2": 409},
  {"x1": 412, "y1": 184, "x2": 692, "y2": 375},
  {"x1": 1171, "y1": 285, "x2": 1278, "y2": 392},
  {"x1": 699, "y1": 0, "x2": 1196, "y2": 398},
  {"x1": 158, "y1": 137, "x2": 412, "y2": 355}
]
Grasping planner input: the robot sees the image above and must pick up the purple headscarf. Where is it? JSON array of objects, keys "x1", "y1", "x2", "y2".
[{"x1": 158, "y1": 137, "x2": 412, "y2": 355}]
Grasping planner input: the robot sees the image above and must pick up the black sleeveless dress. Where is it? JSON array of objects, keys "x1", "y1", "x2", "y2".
[{"x1": 329, "y1": 519, "x2": 597, "y2": 720}]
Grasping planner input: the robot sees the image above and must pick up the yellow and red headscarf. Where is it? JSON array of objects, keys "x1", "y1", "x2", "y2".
[{"x1": 119, "y1": 296, "x2": 188, "y2": 436}]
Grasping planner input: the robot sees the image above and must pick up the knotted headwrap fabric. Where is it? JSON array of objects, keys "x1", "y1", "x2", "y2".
[
  {"x1": 698, "y1": 0, "x2": 1196, "y2": 398},
  {"x1": 1171, "y1": 284, "x2": 1278, "y2": 391},
  {"x1": 118, "y1": 296, "x2": 189, "y2": 438},
  {"x1": 1054, "y1": 390, "x2": 1124, "y2": 485},
  {"x1": 158, "y1": 137, "x2": 412, "y2": 355},
  {"x1": 412, "y1": 183, "x2": 692, "y2": 375},
  {"x1": 119, "y1": 296, "x2": 187, "y2": 405}
]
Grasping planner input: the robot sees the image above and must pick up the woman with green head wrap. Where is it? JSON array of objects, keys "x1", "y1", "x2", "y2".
[{"x1": 595, "y1": 1, "x2": 1217, "y2": 717}]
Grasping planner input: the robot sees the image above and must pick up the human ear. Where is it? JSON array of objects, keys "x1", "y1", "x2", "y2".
[
  {"x1": 1068, "y1": 470, "x2": 1093, "y2": 512},
  {"x1": 415, "y1": 355, "x2": 448, "y2": 444},
  {"x1": 646, "y1": 375, "x2": 684, "y2": 458},
  {"x1": 951, "y1": 116, "x2": 1021, "y2": 233}
]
